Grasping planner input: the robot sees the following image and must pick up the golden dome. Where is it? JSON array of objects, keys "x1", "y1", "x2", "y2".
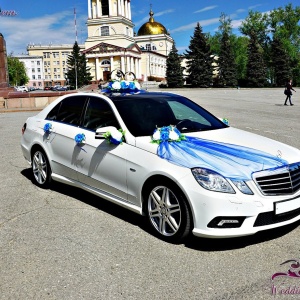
[{"x1": 137, "y1": 9, "x2": 168, "y2": 36}]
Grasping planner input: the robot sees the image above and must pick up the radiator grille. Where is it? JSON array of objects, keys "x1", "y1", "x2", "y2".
[{"x1": 254, "y1": 162, "x2": 300, "y2": 196}]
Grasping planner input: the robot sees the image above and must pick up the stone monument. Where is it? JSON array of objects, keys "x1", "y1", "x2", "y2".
[{"x1": 0, "y1": 33, "x2": 9, "y2": 88}]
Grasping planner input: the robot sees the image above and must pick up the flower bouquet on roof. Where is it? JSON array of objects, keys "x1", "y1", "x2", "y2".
[{"x1": 101, "y1": 69, "x2": 141, "y2": 94}]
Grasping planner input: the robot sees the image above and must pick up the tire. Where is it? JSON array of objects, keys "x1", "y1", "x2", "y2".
[
  {"x1": 145, "y1": 180, "x2": 192, "y2": 243},
  {"x1": 31, "y1": 148, "x2": 52, "y2": 188}
]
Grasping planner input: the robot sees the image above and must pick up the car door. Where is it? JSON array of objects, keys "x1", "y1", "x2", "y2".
[
  {"x1": 75, "y1": 96, "x2": 128, "y2": 201},
  {"x1": 45, "y1": 95, "x2": 87, "y2": 181}
]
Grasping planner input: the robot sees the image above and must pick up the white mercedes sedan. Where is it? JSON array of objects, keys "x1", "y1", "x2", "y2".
[{"x1": 21, "y1": 91, "x2": 300, "y2": 243}]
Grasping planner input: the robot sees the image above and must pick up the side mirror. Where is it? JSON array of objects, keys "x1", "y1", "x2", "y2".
[{"x1": 95, "y1": 126, "x2": 118, "y2": 139}]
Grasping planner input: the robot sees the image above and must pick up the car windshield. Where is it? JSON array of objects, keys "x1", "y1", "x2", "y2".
[{"x1": 111, "y1": 92, "x2": 227, "y2": 137}]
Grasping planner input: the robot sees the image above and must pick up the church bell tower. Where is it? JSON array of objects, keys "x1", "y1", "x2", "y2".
[{"x1": 85, "y1": 0, "x2": 135, "y2": 49}]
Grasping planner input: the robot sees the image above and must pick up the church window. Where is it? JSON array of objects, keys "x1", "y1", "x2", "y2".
[
  {"x1": 101, "y1": 60, "x2": 111, "y2": 66},
  {"x1": 146, "y1": 44, "x2": 151, "y2": 51},
  {"x1": 101, "y1": 0, "x2": 109, "y2": 15},
  {"x1": 101, "y1": 26, "x2": 110, "y2": 36}
]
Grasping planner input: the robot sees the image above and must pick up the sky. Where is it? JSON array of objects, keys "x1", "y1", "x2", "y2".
[{"x1": 0, "y1": 0, "x2": 296, "y2": 55}]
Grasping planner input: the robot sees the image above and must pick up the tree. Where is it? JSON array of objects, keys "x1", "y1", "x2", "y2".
[
  {"x1": 7, "y1": 55, "x2": 29, "y2": 86},
  {"x1": 271, "y1": 36, "x2": 291, "y2": 86},
  {"x1": 185, "y1": 22, "x2": 214, "y2": 87},
  {"x1": 246, "y1": 33, "x2": 267, "y2": 87},
  {"x1": 166, "y1": 43, "x2": 184, "y2": 88},
  {"x1": 215, "y1": 13, "x2": 237, "y2": 87},
  {"x1": 268, "y1": 3, "x2": 300, "y2": 85},
  {"x1": 66, "y1": 41, "x2": 92, "y2": 89}
]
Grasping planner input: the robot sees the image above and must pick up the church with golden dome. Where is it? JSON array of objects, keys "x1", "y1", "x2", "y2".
[{"x1": 83, "y1": 0, "x2": 174, "y2": 82}]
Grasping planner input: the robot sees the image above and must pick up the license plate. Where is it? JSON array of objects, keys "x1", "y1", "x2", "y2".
[{"x1": 275, "y1": 197, "x2": 300, "y2": 215}]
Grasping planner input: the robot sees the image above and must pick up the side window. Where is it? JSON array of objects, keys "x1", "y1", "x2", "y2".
[
  {"x1": 82, "y1": 97, "x2": 119, "y2": 131},
  {"x1": 46, "y1": 96, "x2": 86, "y2": 126}
]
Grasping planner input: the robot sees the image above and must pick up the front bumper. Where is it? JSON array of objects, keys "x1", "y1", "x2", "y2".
[{"x1": 179, "y1": 175, "x2": 300, "y2": 238}]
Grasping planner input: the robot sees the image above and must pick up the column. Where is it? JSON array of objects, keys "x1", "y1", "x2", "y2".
[
  {"x1": 126, "y1": 56, "x2": 130, "y2": 73},
  {"x1": 110, "y1": 56, "x2": 114, "y2": 72},
  {"x1": 127, "y1": 0, "x2": 131, "y2": 20},
  {"x1": 121, "y1": 0, "x2": 124, "y2": 17},
  {"x1": 88, "y1": 0, "x2": 92, "y2": 18},
  {"x1": 97, "y1": 0, "x2": 101, "y2": 17},
  {"x1": 117, "y1": 0, "x2": 121, "y2": 15},
  {"x1": 95, "y1": 57, "x2": 100, "y2": 81},
  {"x1": 109, "y1": 0, "x2": 112, "y2": 16},
  {"x1": 124, "y1": 0, "x2": 128, "y2": 18},
  {"x1": 121, "y1": 56, "x2": 125, "y2": 72}
]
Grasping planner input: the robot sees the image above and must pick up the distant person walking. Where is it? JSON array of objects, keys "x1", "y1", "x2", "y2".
[{"x1": 284, "y1": 79, "x2": 296, "y2": 106}]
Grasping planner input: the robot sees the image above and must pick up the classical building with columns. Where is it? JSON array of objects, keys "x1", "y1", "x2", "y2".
[
  {"x1": 83, "y1": 0, "x2": 174, "y2": 82},
  {"x1": 26, "y1": 0, "x2": 174, "y2": 86}
]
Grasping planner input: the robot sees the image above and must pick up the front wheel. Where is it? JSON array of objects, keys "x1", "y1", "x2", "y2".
[
  {"x1": 31, "y1": 149, "x2": 52, "y2": 188},
  {"x1": 145, "y1": 180, "x2": 192, "y2": 243}
]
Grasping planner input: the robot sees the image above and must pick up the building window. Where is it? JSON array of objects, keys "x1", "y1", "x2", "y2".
[
  {"x1": 37, "y1": 68, "x2": 41, "y2": 73},
  {"x1": 32, "y1": 75, "x2": 36, "y2": 79},
  {"x1": 146, "y1": 44, "x2": 151, "y2": 51},
  {"x1": 101, "y1": 0, "x2": 109, "y2": 15},
  {"x1": 53, "y1": 52, "x2": 59, "y2": 58},
  {"x1": 101, "y1": 60, "x2": 110, "y2": 66},
  {"x1": 38, "y1": 75, "x2": 41, "y2": 79},
  {"x1": 152, "y1": 45, "x2": 157, "y2": 51},
  {"x1": 37, "y1": 61, "x2": 40, "y2": 65},
  {"x1": 101, "y1": 26, "x2": 109, "y2": 36},
  {"x1": 32, "y1": 68, "x2": 35, "y2": 72}
]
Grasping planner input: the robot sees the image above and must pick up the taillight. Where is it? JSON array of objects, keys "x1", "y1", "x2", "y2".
[{"x1": 22, "y1": 123, "x2": 27, "y2": 135}]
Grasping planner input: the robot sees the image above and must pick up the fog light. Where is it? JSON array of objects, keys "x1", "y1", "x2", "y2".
[
  {"x1": 217, "y1": 219, "x2": 239, "y2": 226},
  {"x1": 207, "y1": 217, "x2": 246, "y2": 228}
]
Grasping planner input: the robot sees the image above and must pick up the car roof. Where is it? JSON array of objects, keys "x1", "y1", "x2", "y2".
[{"x1": 106, "y1": 91, "x2": 184, "y2": 103}]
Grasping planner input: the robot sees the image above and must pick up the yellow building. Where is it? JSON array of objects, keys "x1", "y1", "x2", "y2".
[
  {"x1": 27, "y1": 43, "x2": 84, "y2": 88},
  {"x1": 27, "y1": 1, "x2": 174, "y2": 86}
]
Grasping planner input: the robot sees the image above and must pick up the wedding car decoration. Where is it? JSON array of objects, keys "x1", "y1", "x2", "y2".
[
  {"x1": 101, "y1": 70, "x2": 142, "y2": 94},
  {"x1": 43, "y1": 123, "x2": 52, "y2": 134},
  {"x1": 74, "y1": 133, "x2": 86, "y2": 145},
  {"x1": 151, "y1": 125, "x2": 186, "y2": 144},
  {"x1": 152, "y1": 126, "x2": 288, "y2": 181},
  {"x1": 103, "y1": 128, "x2": 125, "y2": 145}
]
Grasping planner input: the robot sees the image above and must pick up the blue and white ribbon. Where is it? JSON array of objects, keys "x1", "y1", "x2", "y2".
[{"x1": 153, "y1": 127, "x2": 288, "y2": 181}]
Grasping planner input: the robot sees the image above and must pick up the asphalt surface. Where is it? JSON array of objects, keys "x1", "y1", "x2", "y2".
[{"x1": 1, "y1": 88, "x2": 300, "y2": 300}]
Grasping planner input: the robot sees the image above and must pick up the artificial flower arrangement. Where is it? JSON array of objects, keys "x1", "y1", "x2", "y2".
[
  {"x1": 151, "y1": 125, "x2": 186, "y2": 144},
  {"x1": 74, "y1": 133, "x2": 86, "y2": 144},
  {"x1": 103, "y1": 128, "x2": 125, "y2": 145},
  {"x1": 101, "y1": 70, "x2": 142, "y2": 94},
  {"x1": 43, "y1": 123, "x2": 53, "y2": 134},
  {"x1": 222, "y1": 118, "x2": 229, "y2": 125}
]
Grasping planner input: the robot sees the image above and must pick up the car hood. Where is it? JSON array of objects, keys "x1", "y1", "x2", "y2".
[{"x1": 135, "y1": 127, "x2": 300, "y2": 164}]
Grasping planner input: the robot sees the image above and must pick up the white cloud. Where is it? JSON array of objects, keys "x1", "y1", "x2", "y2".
[
  {"x1": 171, "y1": 18, "x2": 220, "y2": 33},
  {"x1": 2, "y1": 11, "x2": 87, "y2": 54},
  {"x1": 194, "y1": 6, "x2": 218, "y2": 13}
]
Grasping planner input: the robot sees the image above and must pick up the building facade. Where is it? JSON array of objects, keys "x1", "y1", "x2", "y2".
[
  {"x1": 26, "y1": 1, "x2": 174, "y2": 86},
  {"x1": 14, "y1": 54, "x2": 44, "y2": 88}
]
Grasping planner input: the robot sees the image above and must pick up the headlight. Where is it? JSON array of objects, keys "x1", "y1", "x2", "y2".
[
  {"x1": 231, "y1": 180, "x2": 253, "y2": 195},
  {"x1": 191, "y1": 168, "x2": 235, "y2": 193}
]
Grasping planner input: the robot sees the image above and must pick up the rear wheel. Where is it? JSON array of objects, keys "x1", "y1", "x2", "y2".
[
  {"x1": 31, "y1": 149, "x2": 51, "y2": 188},
  {"x1": 145, "y1": 180, "x2": 191, "y2": 243}
]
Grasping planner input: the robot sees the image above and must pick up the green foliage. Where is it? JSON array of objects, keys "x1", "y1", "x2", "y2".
[
  {"x1": 7, "y1": 55, "x2": 29, "y2": 86},
  {"x1": 238, "y1": 3, "x2": 300, "y2": 86},
  {"x1": 166, "y1": 44, "x2": 184, "y2": 88},
  {"x1": 66, "y1": 41, "x2": 92, "y2": 89},
  {"x1": 185, "y1": 23, "x2": 214, "y2": 87},
  {"x1": 271, "y1": 37, "x2": 291, "y2": 86},
  {"x1": 215, "y1": 13, "x2": 237, "y2": 87},
  {"x1": 246, "y1": 34, "x2": 267, "y2": 87}
]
